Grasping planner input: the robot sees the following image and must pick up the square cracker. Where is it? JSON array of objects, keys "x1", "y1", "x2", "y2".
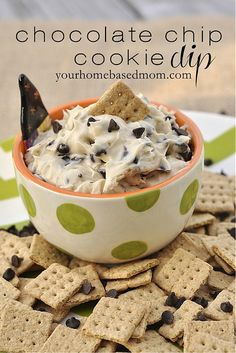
[
  {"x1": 119, "y1": 282, "x2": 165, "y2": 302},
  {"x1": 69, "y1": 257, "x2": 108, "y2": 279},
  {"x1": 18, "y1": 278, "x2": 36, "y2": 306},
  {"x1": 158, "y1": 300, "x2": 202, "y2": 342},
  {"x1": 212, "y1": 234, "x2": 236, "y2": 270},
  {"x1": 101, "y1": 258, "x2": 159, "y2": 280},
  {"x1": 88, "y1": 81, "x2": 149, "y2": 122},
  {"x1": 123, "y1": 330, "x2": 181, "y2": 353},
  {"x1": 132, "y1": 303, "x2": 151, "y2": 339},
  {"x1": 195, "y1": 173, "x2": 234, "y2": 213},
  {"x1": 82, "y1": 297, "x2": 147, "y2": 344},
  {"x1": 147, "y1": 295, "x2": 176, "y2": 325},
  {"x1": 24, "y1": 263, "x2": 86, "y2": 309},
  {"x1": 105, "y1": 270, "x2": 152, "y2": 293},
  {"x1": 154, "y1": 248, "x2": 212, "y2": 298},
  {"x1": 185, "y1": 213, "x2": 215, "y2": 230},
  {"x1": 213, "y1": 254, "x2": 234, "y2": 275},
  {"x1": 204, "y1": 286, "x2": 235, "y2": 321},
  {"x1": 184, "y1": 320, "x2": 234, "y2": 353},
  {"x1": 30, "y1": 234, "x2": 69, "y2": 268},
  {"x1": 40, "y1": 323, "x2": 101, "y2": 353},
  {"x1": 207, "y1": 270, "x2": 234, "y2": 290},
  {"x1": 65, "y1": 265, "x2": 105, "y2": 308},
  {"x1": 0, "y1": 276, "x2": 20, "y2": 300},
  {"x1": 0, "y1": 304, "x2": 53, "y2": 353},
  {"x1": 0, "y1": 230, "x2": 34, "y2": 274}
]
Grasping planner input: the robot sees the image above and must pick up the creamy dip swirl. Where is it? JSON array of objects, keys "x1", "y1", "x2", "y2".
[{"x1": 25, "y1": 96, "x2": 192, "y2": 194}]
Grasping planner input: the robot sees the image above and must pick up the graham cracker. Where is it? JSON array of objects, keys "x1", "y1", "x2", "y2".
[
  {"x1": 119, "y1": 282, "x2": 165, "y2": 302},
  {"x1": 185, "y1": 213, "x2": 215, "y2": 230},
  {"x1": 207, "y1": 270, "x2": 234, "y2": 290},
  {"x1": 154, "y1": 248, "x2": 212, "y2": 298},
  {"x1": 204, "y1": 287, "x2": 235, "y2": 321},
  {"x1": 105, "y1": 270, "x2": 152, "y2": 293},
  {"x1": 212, "y1": 235, "x2": 236, "y2": 270},
  {"x1": 18, "y1": 278, "x2": 36, "y2": 306},
  {"x1": 0, "y1": 257, "x2": 19, "y2": 286},
  {"x1": 40, "y1": 322, "x2": 101, "y2": 353},
  {"x1": 0, "y1": 276, "x2": 20, "y2": 300},
  {"x1": 40, "y1": 303, "x2": 70, "y2": 322},
  {"x1": 96, "y1": 340, "x2": 117, "y2": 353},
  {"x1": 30, "y1": 234, "x2": 69, "y2": 268},
  {"x1": 124, "y1": 330, "x2": 181, "y2": 353},
  {"x1": 207, "y1": 218, "x2": 220, "y2": 236},
  {"x1": 132, "y1": 303, "x2": 151, "y2": 339},
  {"x1": 0, "y1": 304, "x2": 53, "y2": 353},
  {"x1": 82, "y1": 297, "x2": 147, "y2": 344},
  {"x1": 195, "y1": 226, "x2": 207, "y2": 234},
  {"x1": 158, "y1": 300, "x2": 202, "y2": 342},
  {"x1": 184, "y1": 320, "x2": 234, "y2": 353},
  {"x1": 195, "y1": 173, "x2": 234, "y2": 213},
  {"x1": 0, "y1": 231, "x2": 34, "y2": 274},
  {"x1": 213, "y1": 254, "x2": 235, "y2": 274},
  {"x1": 88, "y1": 81, "x2": 150, "y2": 122},
  {"x1": 216, "y1": 222, "x2": 236, "y2": 237},
  {"x1": 69, "y1": 257, "x2": 108, "y2": 279},
  {"x1": 101, "y1": 258, "x2": 159, "y2": 280},
  {"x1": 65, "y1": 265, "x2": 105, "y2": 308},
  {"x1": 24, "y1": 263, "x2": 86, "y2": 309},
  {"x1": 147, "y1": 295, "x2": 176, "y2": 325}
]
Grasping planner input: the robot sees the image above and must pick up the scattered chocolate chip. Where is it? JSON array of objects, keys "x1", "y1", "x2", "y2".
[
  {"x1": 165, "y1": 292, "x2": 178, "y2": 307},
  {"x1": 210, "y1": 289, "x2": 221, "y2": 299},
  {"x1": 175, "y1": 297, "x2": 186, "y2": 309},
  {"x1": 181, "y1": 150, "x2": 192, "y2": 162},
  {"x1": 106, "y1": 289, "x2": 119, "y2": 298},
  {"x1": 230, "y1": 217, "x2": 236, "y2": 223},
  {"x1": 204, "y1": 158, "x2": 213, "y2": 166},
  {"x1": 6, "y1": 225, "x2": 19, "y2": 235},
  {"x1": 133, "y1": 127, "x2": 145, "y2": 139},
  {"x1": 66, "y1": 317, "x2": 81, "y2": 329},
  {"x1": 78, "y1": 173, "x2": 83, "y2": 178},
  {"x1": 47, "y1": 140, "x2": 55, "y2": 147},
  {"x1": 87, "y1": 117, "x2": 96, "y2": 126},
  {"x1": 11, "y1": 255, "x2": 23, "y2": 268},
  {"x1": 19, "y1": 222, "x2": 39, "y2": 237},
  {"x1": 220, "y1": 301, "x2": 233, "y2": 313},
  {"x1": 196, "y1": 312, "x2": 208, "y2": 321},
  {"x1": 108, "y1": 119, "x2": 120, "y2": 132},
  {"x1": 193, "y1": 296, "x2": 208, "y2": 308},
  {"x1": 52, "y1": 121, "x2": 62, "y2": 133},
  {"x1": 216, "y1": 212, "x2": 230, "y2": 221},
  {"x1": 79, "y1": 280, "x2": 95, "y2": 295},
  {"x1": 90, "y1": 154, "x2": 95, "y2": 163},
  {"x1": 173, "y1": 127, "x2": 188, "y2": 136},
  {"x1": 161, "y1": 311, "x2": 174, "y2": 325},
  {"x1": 3, "y1": 268, "x2": 15, "y2": 281},
  {"x1": 220, "y1": 170, "x2": 227, "y2": 176},
  {"x1": 227, "y1": 228, "x2": 236, "y2": 239},
  {"x1": 95, "y1": 149, "x2": 107, "y2": 157},
  {"x1": 133, "y1": 157, "x2": 139, "y2": 164},
  {"x1": 100, "y1": 170, "x2": 106, "y2": 179},
  {"x1": 57, "y1": 143, "x2": 70, "y2": 155}
]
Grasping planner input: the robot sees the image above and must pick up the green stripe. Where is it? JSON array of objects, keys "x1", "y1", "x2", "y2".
[
  {"x1": 0, "y1": 137, "x2": 14, "y2": 152},
  {"x1": 204, "y1": 127, "x2": 236, "y2": 163},
  {"x1": 0, "y1": 178, "x2": 19, "y2": 200}
]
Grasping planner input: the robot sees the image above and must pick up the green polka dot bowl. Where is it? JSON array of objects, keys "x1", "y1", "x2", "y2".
[{"x1": 13, "y1": 99, "x2": 203, "y2": 263}]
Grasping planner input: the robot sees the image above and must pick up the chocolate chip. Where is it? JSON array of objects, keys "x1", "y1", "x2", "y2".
[
  {"x1": 161, "y1": 311, "x2": 174, "y2": 324},
  {"x1": 210, "y1": 289, "x2": 221, "y2": 299},
  {"x1": 106, "y1": 289, "x2": 119, "y2": 298},
  {"x1": 193, "y1": 296, "x2": 208, "y2": 308},
  {"x1": 133, "y1": 127, "x2": 145, "y2": 139},
  {"x1": 100, "y1": 170, "x2": 106, "y2": 179},
  {"x1": 19, "y1": 222, "x2": 39, "y2": 237},
  {"x1": 6, "y1": 225, "x2": 19, "y2": 235},
  {"x1": 227, "y1": 228, "x2": 236, "y2": 239},
  {"x1": 204, "y1": 158, "x2": 213, "y2": 166},
  {"x1": 78, "y1": 173, "x2": 83, "y2": 178},
  {"x1": 52, "y1": 121, "x2": 62, "y2": 133},
  {"x1": 95, "y1": 149, "x2": 107, "y2": 157},
  {"x1": 79, "y1": 280, "x2": 95, "y2": 295},
  {"x1": 87, "y1": 117, "x2": 96, "y2": 126},
  {"x1": 181, "y1": 150, "x2": 192, "y2": 162},
  {"x1": 108, "y1": 119, "x2": 120, "y2": 132},
  {"x1": 3, "y1": 268, "x2": 15, "y2": 281},
  {"x1": 216, "y1": 212, "x2": 230, "y2": 221},
  {"x1": 90, "y1": 154, "x2": 95, "y2": 163},
  {"x1": 174, "y1": 297, "x2": 186, "y2": 309},
  {"x1": 196, "y1": 312, "x2": 208, "y2": 321},
  {"x1": 173, "y1": 127, "x2": 188, "y2": 136},
  {"x1": 133, "y1": 157, "x2": 139, "y2": 164},
  {"x1": 220, "y1": 301, "x2": 233, "y2": 313},
  {"x1": 165, "y1": 292, "x2": 178, "y2": 307},
  {"x1": 11, "y1": 255, "x2": 23, "y2": 268},
  {"x1": 57, "y1": 143, "x2": 70, "y2": 155},
  {"x1": 66, "y1": 317, "x2": 81, "y2": 329}
]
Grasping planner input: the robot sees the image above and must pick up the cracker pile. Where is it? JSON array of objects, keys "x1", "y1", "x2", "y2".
[{"x1": 0, "y1": 170, "x2": 235, "y2": 353}]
